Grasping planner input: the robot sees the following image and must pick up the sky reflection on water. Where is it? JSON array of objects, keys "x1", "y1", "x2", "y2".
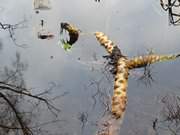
[{"x1": 0, "y1": 0, "x2": 180, "y2": 134}]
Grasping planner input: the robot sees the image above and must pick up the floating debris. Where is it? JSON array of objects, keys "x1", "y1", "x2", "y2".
[
  {"x1": 38, "y1": 31, "x2": 54, "y2": 40},
  {"x1": 37, "y1": 20, "x2": 54, "y2": 40},
  {"x1": 60, "y1": 39, "x2": 72, "y2": 51},
  {"x1": 33, "y1": 0, "x2": 51, "y2": 10},
  {"x1": 59, "y1": 22, "x2": 80, "y2": 51},
  {"x1": 35, "y1": 10, "x2": 40, "y2": 14},
  {"x1": 40, "y1": 19, "x2": 44, "y2": 27}
]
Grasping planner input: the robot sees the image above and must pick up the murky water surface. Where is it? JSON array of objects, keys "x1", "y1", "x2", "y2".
[{"x1": 0, "y1": 0, "x2": 180, "y2": 134}]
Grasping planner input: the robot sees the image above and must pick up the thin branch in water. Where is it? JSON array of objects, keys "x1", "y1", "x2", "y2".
[
  {"x1": 0, "y1": 20, "x2": 28, "y2": 48},
  {"x1": 160, "y1": 0, "x2": 180, "y2": 25},
  {"x1": 0, "y1": 92, "x2": 33, "y2": 135},
  {"x1": 137, "y1": 63, "x2": 156, "y2": 87},
  {"x1": 87, "y1": 78, "x2": 111, "y2": 112}
]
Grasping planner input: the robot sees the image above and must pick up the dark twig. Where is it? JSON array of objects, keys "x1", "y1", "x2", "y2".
[
  {"x1": 0, "y1": 92, "x2": 33, "y2": 135},
  {"x1": 0, "y1": 20, "x2": 28, "y2": 48},
  {"x1": 160, "y1": 0, "x2": 180, "y2": 25}
]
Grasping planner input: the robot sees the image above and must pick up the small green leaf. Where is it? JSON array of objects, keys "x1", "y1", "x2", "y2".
[
  {"x1": 58, "y1": 39, "x2": 72, "y2": 51},
  {"x1": 62, "y1": 43, "x2": 72, "y2": 51}
]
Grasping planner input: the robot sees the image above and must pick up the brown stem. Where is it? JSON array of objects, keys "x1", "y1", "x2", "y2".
[{"x1": 127, "y1": 54, "x2": 180, "y2": 70}]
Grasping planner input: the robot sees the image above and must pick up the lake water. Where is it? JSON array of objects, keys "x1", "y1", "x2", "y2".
[{"x1": 0, "y1": 0, "x2": 180, "y2": 135}]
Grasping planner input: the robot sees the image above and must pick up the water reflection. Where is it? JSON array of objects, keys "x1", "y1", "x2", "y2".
[
  {"x1": 0, "y1": 52, "x2": 64, "y2": 135},
  {"x1": 0, "y1": 0, "x2": 180, "y2": 135},
  {"x1": 0, "y1": 20, "x2": 28, "y2": 48}
]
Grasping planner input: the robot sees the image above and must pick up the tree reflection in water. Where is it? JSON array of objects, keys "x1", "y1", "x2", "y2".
[{"x1": 0, "y1": 52, "x2": 64, "y2": 135}]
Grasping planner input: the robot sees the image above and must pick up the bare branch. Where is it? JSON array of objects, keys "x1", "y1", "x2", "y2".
[
  {"x1": 127, "y1": 54, "x2": 180, "y2": 70},
  {"x1": 0, "y1": 92, "x2": 33, "y2": 135},
  {"x1": 0, "y1": 20, "x2": 28, "y2": 48},
  {"x1": 160, "y1": 0, "x2": 180, "y2": 25}
]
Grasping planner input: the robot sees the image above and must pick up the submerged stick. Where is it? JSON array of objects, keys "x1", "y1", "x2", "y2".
[
  {"x1": 127, "y1": 54, "x2": 180, "y2": 69},
  {"x1": 94, "y1": 32, "x2": 128, "y2": 118},
  {"x1": 59, "y1": 24, "x2": 180, "y2": 134},
  {"x1": 95, "y1": 58, "x2": 129, "y2": 134},
  {"x1": 95, "y1": 113, "x2": 125, "y2": 135},
  {"x1": 94, "y1": 32, "x2": 129, "y2": 135},
  {"x1": 112, "y1": 57, "x2": 129, "y2": 118},
  {"x1": 94, "y1": 32, "x2": 122, "y2": 56},
  {"x1": 94, "y1": 32, "x2": 180, "y2": 135}
]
